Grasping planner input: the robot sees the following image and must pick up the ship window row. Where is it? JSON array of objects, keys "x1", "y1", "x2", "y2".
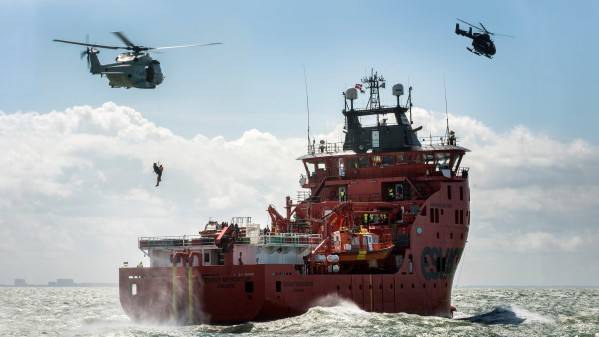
[
  {"x1": 454, "y1": 210, "x2": 465, "y2": 225},
  {"x1": 345, "y1": 152, "x2": 460, "y2": 169},
  {"x1": 331, "y1": 282, "x2": 449, "y2": 292},
  {"x1": 436, "y1": 231, "x2": 466, "y2": 240}
]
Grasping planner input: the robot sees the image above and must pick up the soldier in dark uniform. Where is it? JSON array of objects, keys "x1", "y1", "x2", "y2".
[{"x1": 153, "y1": 162, "x2": 164, "y2": 187}]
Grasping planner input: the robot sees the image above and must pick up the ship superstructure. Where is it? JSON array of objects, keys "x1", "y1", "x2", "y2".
[{"x1": 119, "y1": 71, "x2": 471, "y2": 324}]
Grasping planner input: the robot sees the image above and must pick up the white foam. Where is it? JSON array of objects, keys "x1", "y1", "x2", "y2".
[{"x1": 510, "y1": 304, "x2": 554, "y2": 324}]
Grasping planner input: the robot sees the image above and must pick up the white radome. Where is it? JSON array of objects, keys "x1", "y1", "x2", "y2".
[{"x1": 345, "y1": 87, "x2": 358, "y2": 100}]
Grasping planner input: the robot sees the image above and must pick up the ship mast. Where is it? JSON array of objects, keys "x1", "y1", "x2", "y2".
[{"x1": 362, "y1": 69, "x2": 386, "y2": 125}]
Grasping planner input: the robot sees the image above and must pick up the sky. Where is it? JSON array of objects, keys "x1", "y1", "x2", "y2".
[{"x1": 1, "y1": 0, "x2": 598, "y2": 286}]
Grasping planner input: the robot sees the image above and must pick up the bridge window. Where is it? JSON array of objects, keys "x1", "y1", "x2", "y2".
[
  {"x1": 382, "y1": 155, "x2": 395, "y2": 166},
  {"x1": 306, "y1": 163, "x2": 316, "y2": 176},
  {"x1": 131, "y1": 283, "x2": 137, "y2": 296},
  {"x1": 436, "y1": 152, "x2": 451, "y2": 167},
  {"x1": 358, "y1": 156, "x2": 369, "y2": 168},
  {"x1": 424, "y1": 153, "x2": 435, "y2": 165},
  {"x1": 447, "y1": 185, "x2": 452, "y2": 200}
]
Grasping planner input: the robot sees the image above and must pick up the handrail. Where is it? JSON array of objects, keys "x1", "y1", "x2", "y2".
[
  {"x1": 307, "y1": 141, "x2": 345, "y2": 155},
  {"x1": 259, "y1": 233, "x2": 322, "y2": 247},
  {"x1": 138, "y1": 235, "x2": 214, "y2": 249},
  {"x1": 419, "y1": 135, "x2": 459, "y2": 147}
]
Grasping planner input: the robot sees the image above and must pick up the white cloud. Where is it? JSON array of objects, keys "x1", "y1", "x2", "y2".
[{"x1": 1, "y1": 103, "x2": 598, "y2": 285}]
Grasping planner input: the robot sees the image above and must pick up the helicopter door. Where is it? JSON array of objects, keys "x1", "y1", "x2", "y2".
[{"x1": 145, "y1": 65, "x2": 155, "y2": 83}]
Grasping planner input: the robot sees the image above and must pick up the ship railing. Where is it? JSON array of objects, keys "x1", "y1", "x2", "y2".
[
  {"x1": 307, "y1": 141, "x2": 345, "y2": 155},
  {"x1": 296, "y1": 190, "x2": 311, "y2": 202},
  {"x1": 419, "y1": 135, "x2": 460, "y2": 147},
  {"x1": 230, "y1": 216, "x2": 252, "y2": 225},
  {"x1": 138, "y1": 235, "x2": 215, "y2": 251},
  {"x1": 259, "y1": 233, "x2": 322, "y2": 247}
]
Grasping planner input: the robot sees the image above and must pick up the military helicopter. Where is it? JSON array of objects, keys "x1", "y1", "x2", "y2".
[
  {"x1": 454, "y1": 19, "x2": 512, "y2": 59},
  {"x1": 53, "y1": 32, "x2": 222, "y2": 89}
]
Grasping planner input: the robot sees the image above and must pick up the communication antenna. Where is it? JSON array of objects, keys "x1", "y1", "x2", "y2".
[
  {"x1": 303, "y1": 65, "x2": 311, "y2": 148},
  {"x1": 443, "y1": 75, "x2": 450, "y2": 143}
]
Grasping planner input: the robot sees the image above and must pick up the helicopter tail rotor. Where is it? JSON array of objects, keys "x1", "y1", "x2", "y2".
[{"x1": 80, "y1": 47, "x2": 99, "y2": 69}]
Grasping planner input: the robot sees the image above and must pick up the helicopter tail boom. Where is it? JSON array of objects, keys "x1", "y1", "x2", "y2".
[
  {"x1": 455, "y1": 24, "x2": 473, "y2": 38},
  {"x1": 87, "y1": 49, "x2": 102, "y2": 75}
]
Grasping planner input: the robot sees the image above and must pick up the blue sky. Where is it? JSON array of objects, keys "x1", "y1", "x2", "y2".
[{"x1": 2, "y1": 0, "x2": 598, "y2": 140}]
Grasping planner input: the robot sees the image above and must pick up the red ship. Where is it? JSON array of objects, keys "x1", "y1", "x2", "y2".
[{"x1": 119, "y1": 70, "x2": 470, "y2": 324}]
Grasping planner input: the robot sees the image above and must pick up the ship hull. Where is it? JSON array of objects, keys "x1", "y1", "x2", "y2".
[{"x1": 120, "y1": 262, "x2": 459, "y2": 324}]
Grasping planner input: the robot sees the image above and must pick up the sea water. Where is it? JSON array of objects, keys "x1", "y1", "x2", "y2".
[{"x1": 0, "y1": 287, "x2": 597, "y2": 337}]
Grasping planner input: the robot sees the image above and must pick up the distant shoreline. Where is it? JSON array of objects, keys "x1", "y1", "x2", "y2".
[{"x1": 0, "y1": 283, "x2": 117, "y2": 288}]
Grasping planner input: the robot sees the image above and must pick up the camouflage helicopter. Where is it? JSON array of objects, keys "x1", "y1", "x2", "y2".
[
  {"x1": 53, "y1": 32, "x2": 222, "y2": 89},
  {"x1": 454, "y1": 19, "x2": 512, "y2": 59}
]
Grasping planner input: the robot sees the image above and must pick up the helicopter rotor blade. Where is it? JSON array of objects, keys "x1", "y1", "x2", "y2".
[
  {"x1": 456, "y1": 18, "x2": 483, "y2": 32},
  {"x1": 111, "y1": 31, "x2": 137, "y2": 48},
  {"x1": 492, "y1": 33, "x2": 515, "y2": 38},
  {"x1": 479, "y1": 22, "x2": 490, "y2": 34},
  {"x1": 150, "y1": 42, "x2": 223, "y2": 51},
  {"x1": 53, "y1": 39, "x2": 122, "y2": 50}
]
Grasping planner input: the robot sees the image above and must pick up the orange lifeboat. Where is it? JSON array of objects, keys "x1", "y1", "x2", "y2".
[{"x1": 333, "y1": 227, "x2": 394, "y2": 262}]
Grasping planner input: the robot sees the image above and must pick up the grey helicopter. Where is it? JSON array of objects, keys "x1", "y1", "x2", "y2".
[{"x1": 53, "y1": 32, "x2": 222, "y2": 89}]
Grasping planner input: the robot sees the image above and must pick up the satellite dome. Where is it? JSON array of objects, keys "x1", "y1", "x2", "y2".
[
  {"x1": 345, "y1": 87, "x2": 358, "y2": 100},
  {"x1": 392, "y1": 83, "x2": 404, "y2": 97}
]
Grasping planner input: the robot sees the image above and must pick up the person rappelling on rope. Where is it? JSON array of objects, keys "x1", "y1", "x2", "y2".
[{"x1": 153, "y1": 162, "x2": 164, "y2": 187}]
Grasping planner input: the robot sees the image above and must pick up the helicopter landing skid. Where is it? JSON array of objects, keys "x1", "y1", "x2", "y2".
[{"x1": 467, "y1": 47, "x2": 492, "y2": 59}]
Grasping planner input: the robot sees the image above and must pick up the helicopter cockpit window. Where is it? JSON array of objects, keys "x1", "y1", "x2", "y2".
[{"x1": 145, "y1": 65, "x2": 155, "y2": 82}]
